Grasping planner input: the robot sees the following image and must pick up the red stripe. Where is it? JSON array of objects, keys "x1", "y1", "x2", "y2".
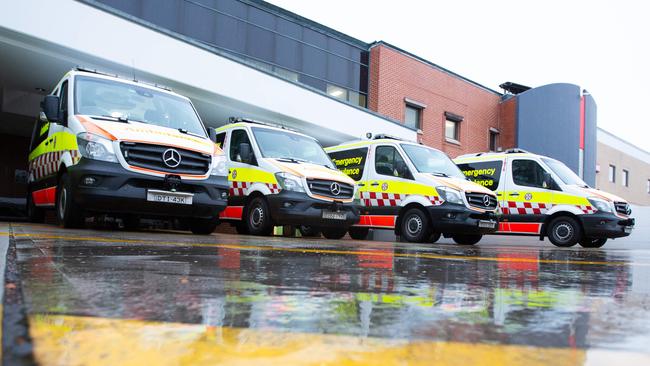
[
  {"x1": 219, "y1": 206, "x2": 244, "y2": 220},
  {"x1": 32, "y1": 187, "x2": 56, "y2": 206},
  {"x1": 579, "y1": 95, "x2": 585, "y2": 150},
  {"x1": 355, "y1": 215, "x2": 396, "y2": 228},
  {"x1": 498, "y1": 222, "x2": 542, "y2": 234}
]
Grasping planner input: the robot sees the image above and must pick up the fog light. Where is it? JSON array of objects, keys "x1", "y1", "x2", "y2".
[
  {"x1": 83, "y1": 176, "x2": 97, "y2": 186},
  {"x1": 446, "y1": 213, "x2": 456, "y2": 219},
  {"x1": 220, "y1": 191, "x2": 228, "y2": 199},
  {"x1": 283, "y1": 201, "x2": 294, "y2": 208}
]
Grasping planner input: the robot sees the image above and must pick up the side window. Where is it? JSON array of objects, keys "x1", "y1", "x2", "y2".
[
  {"x1": 59, "y1": 80, "x2": 68, "y2": 116},
  {"x1": 512, "y1": 159, "x2": 555, "y2": 189},
  {"x1": 328, "y1": 148, "x2": 368, "y2": 181},
  {"x1": 457, "y1": 160, "x2": 503, "y2": 191},
  {"x1": 215, "y1": 132, "x2": 226, "y2": 150},
  {"x1": 229, "y1": 129, "x2": 256, "y2": 164},
  {"x1": 375, "y1": 145, "x2": 412, "y2": 179}
]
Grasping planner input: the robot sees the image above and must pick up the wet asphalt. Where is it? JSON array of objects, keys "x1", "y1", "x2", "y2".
[{"x1": 4, "y1": 207, "x2": 650, "y2": 364}]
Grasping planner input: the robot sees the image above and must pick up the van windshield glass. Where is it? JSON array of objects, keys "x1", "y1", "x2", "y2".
[
  {"x1": 74, "y1": 76, "x2": 206, "y2": 137},
  {"x1": 401, "y1": 144, "x2": 466, "y2": 179},
  {"x1": 252, "y1": 127, "x2": 334, "y2": 168},
  {"x1": 542, "y1": 158, "x2": 588, "y2": 187}
]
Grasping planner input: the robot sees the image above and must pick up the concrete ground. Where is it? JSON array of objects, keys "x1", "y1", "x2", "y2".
[{"x1": 1, "y1": 206, "x2": 649, "y2": 365}]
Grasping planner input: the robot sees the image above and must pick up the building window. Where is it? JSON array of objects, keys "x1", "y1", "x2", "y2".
[
  {"x1": 489, "y1": 129, "x2": 499, "y2": 152},
  {"x1": 647, "y1": 179, "x2": 650, "y2": 194},
  {"x1": 444, "y1": 112, "x2": 463, "y2": 143},
  {"x1": 404, "y1": 104, "x2": 422, "y2": 130},
  {"x1": 608, "y1": 165, "x2": 616, "y2": 183},
  {"x1": 622, "y1": 169, "x2": 629, "y2": 187}
]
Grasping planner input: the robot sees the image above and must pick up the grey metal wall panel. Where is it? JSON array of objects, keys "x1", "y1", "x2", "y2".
[
  {"x1": 517, "y1": 83, "x2": 581, "y2": 175},
  {"x1": 583, "y1": 94, "x2": 597, "y2": 186}
]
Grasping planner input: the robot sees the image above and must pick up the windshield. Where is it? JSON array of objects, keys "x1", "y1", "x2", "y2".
[
  {"x1": 74, "y1": 76, "x2": 206, "y2": 137},
  {"x1": 401, "y1": 144, "x2": 466, "y2": 179},
  {"x1": 542, "y1": 158, "x2": 588, "y2": 187},
  {"x1": 252, "y1": 127, "x2": 334, "y2": 168}
]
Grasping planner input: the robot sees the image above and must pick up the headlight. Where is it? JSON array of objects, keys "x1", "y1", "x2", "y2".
[
  {"x1": 436, "y1": 186, "x2": 464, "y2": 205},
  {"x1": 275, "y1": 172, "x2": 304, "y2": 192},
  {"x1": 210, "y1": 154, "x2": 228, "y2": 176},
  {"x1": 76, "y1": 132, "x2": 117, "y2": 163},
  {"x1": 588, "y1": 197, "x2": 612, "y2": 213}
]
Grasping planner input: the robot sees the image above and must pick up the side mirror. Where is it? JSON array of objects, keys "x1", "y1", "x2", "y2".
[
  {"x1": 239, "y1": 143, "x2": 253, "y2": 164},
  {"x1": 395, "y1": 161, "x2": 410, "y2": 178},
  {"x1": 542, "y1": 172, "x2": 557, "y2": 190},
  {"x1": 207, "y1": 127, "x2": 217, "y2": 143},
  {"x1": 41, "y1": 95, "x2": 60, "y2": 123}
]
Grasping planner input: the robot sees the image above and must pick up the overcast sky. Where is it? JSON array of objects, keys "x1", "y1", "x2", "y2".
[{"x1": 268, "y1": 0, "x2": 650, "y2": 152}]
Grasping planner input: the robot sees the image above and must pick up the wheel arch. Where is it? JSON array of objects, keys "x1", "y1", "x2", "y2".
[
  {"x1": 541, "y1": 211, "x2": 584, "y2": 239},
  {"x1": 395, "y1": 202, "x2": 428, "y2": 236}
]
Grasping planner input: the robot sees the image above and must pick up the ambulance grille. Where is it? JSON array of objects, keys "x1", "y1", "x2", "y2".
[
  {"x1": 120, "y1": 142, "x2": 211, "y2": 175},
  {"x1": 465, "y1": 192, "x2": 498, "y2": 210},
  {"x1": 614, "y1": 201, "x2": 631, "y2": 216},
  {"x1": 306, "y1": 179, "x2": 354, "y2": 199}
]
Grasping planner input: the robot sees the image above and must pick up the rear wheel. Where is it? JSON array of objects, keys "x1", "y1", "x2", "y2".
[
  {"x1": 234, "y1": 221, "x2": 249, "y2": 235},
  {"x1": 26, "y1": 191, "x2": 45, "y2": 223},
  {"x1": 299, "y1": 225, "x2": 321, "y2": 238},
  {"x1": 430, "y1": 232, "x2": 441, "y2": 243},
  {"x1": 579, "y1": 237, "x2": 607, "y2": 248},
  {"x1": 452, "y1": 234, "x2": 482, "y2": 245},
  {"x1": 400, "y1": 208, "x2": 431, "y2": 243},
  {"x1": 322, "y1": 228, "x2": 347, "y2": 240},
  {"x1": 245, "y1": 196, "x2": 273, "y2": 236},
  {"x1": 190, "y1": 218, "x2": 219, "y2": 235},
  {"x1": 348, "y1": 227, "x2": 369, "y2": 240},
  {"x1": 56, "y1": 173, "x2": 84, "y2": 228},
  {"x1": 547, "y1": 216, "x2": 581, "y2": 247}
]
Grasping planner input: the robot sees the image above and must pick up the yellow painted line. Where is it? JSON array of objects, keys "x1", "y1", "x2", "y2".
[
  {"x1": 12, "y1": 232, "x2": 635, "y2": 267},
  {"x1": 28, "y1": 314, "x2": 594, "y2": 366}
]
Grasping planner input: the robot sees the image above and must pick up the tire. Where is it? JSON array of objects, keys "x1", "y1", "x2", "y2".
[
  {"x1": 322, "y1": 227, "x2": 347, "y2": 240},
  {"x1": 547, "y1": 216, "x2": 582, "y2": 247},
  {"x1": 299, "y1": 225, "x2": 321, "y2": 238},
  {"x1": 245, "y1": 196, "x2": 273, "y2": 236},
  {"x1": 26, "y1": 191, "x2": 45, "y2": 223},
  {"x1": 579, "y1": 237, "x2": 607, "y2": 248},
  {"x1": 400, "y1": 208, "x2": 431, "y2": 243},
  {"x1": 348, "y1": 227, "x2": 369, "y2": 240},
  {"x1": 234, "y1": 221, "x2": 249, "y2": 235},
  {"x1": 56, "y1": 173, "x2": 84, "y2": 228},
  {"x1": 452, "y1": 234, "x2": 482, "y2": 245},
  {"x1": 190, "y1": 218, "x2": 219, "y2": 235},
  {"x1": 430, "y1": 232, "x2": 441, "y2": 243}
]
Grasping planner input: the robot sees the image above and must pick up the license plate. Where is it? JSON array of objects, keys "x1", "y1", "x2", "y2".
[
  {"x1": 624, "y1": 226, "x2": 633, "y2": 234},
  {"x1": 478, "y1": 220, "x2": 496, "y2": 229},
  {"x1": 322, "y1": 210, "x2": 347, "y2": 220},
  {"x1": 146, "y1": 190, "x2": 193, "y2": 205}
]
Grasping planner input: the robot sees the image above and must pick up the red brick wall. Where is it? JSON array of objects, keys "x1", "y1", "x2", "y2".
[
  {"x1": 498, "y1": 96, "x2": 517, "y2": 149},
  {"x1": 368, "y1": 44, "x2": 503, "y2": 158}
]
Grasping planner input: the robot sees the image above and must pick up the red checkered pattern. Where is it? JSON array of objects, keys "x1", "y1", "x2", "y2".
[
  {"x1": 29, "y1": 150, "x2": 81, "y2": 181},
  {"x1": 360, "y1": 192, "x2": 443, "y2": 207},
  {"x1": 501, "y1": 201, "x2": 552, "y2": 215},
  {"x1": 578, "y1": 205, "x2": 597, "y2": 214},
  {"x1": 229, "y1": 181, "x2": 281, "y2": 196}
]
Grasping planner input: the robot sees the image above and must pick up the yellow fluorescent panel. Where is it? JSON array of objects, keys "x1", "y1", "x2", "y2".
[{"x1": 29, "y1": 314, "x2": 592, "y2": 366}]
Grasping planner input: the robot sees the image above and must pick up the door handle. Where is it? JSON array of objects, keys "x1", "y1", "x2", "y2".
[
  {"x1": 370, "y1": 182, "x2": 380, "y2": 186},
  {"x1": 357, "y1": 183, "x2": 365, "y2": 187},
  {"x1": 496, "y1": 193, "x2": 502, "y2": 196},
  {"x1": 509, "y1": 192, "x2": 519, "y2": 197}
]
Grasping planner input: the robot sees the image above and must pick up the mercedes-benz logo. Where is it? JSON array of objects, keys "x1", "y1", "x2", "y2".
[
  {"x1": 330, "y1": 182, "x2": 341, "y2": 196},
  {"x1": 483, "y1": 195, "x2": 491, "y2": 206},
  {"x1": 162, "y1": 148, "x2": 181, "y2": 168}
]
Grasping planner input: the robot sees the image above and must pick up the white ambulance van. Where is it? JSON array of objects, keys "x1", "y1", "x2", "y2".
[
  {"x1": 215, "y1": 118, "x2": 360, "y2": 239},
  {"x1": 326, "y1": 135, "x2": 499, "y2": 244},
  {"x1": 455, "y1": 149, "x2": 635, "y2": 247},
  {"x1": 27, "y1": 68, "x2": 229, "y2": 234}
]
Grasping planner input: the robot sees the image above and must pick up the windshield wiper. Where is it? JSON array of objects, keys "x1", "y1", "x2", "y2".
[
  {"x1": 275, "y1": 157, "x2": 306, "y2": 164},
  {"x1": 178, "y1": 128, "x2": 205, "y2": 139},
  {"x1": 430, "y1": 172, "x2": 450, "y2": 177},
  {"x1": 88, "y1": 115, "x2": 130, "y2": 123}
]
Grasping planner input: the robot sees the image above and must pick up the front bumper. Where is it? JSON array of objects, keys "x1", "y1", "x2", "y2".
[
  {"x1": 427, "y1": 203, "x2": 499, "y2": 235},
  {"x1": 267, "y1": 191, "x2": 361, "y2": 228},
  {"x1": 580, "y1": 212, "x2": 635, "y2": 239},
  {"x1": 69, "y1": 158, "x2": 229, "y2": 219}
]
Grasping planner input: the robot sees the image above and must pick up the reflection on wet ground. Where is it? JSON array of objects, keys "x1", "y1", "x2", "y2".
[{"x1": 9, "y1": 223, "x2": 650, "y2": 365}]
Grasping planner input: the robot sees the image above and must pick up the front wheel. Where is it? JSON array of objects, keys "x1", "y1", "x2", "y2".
[
  {"x1": 348, "y1": 227, "x2": 369, "y2": 240},
  {"x1": 547, "y1": 216, "x2": 582, "y2": 247},
  {"x1": 56, "y1": 173, "x2": 84, "y2": 228},
  {"x1": 299, "y1": 225, "x2": 321, "y2": 238},
  {"x1": 452, "y1": 234, "x2": 482, "y2": 245},
  {"x1": 322, "y1": 228, "x2": 347, "y2": 240},
  {"x1": 430, "y1": 232, "x2": 441, "y2": 243},
  {"x1": 400, "y1": 208, "x2": 431, "y2": 243},
  {"x1": 579, "y1": 237, "x2": 607, "y2": 248},
  {"x1": 245, "y1": 197, "x2": 273, "y2": 236},
  {"x1": 190, "y1": 218, "x2": 219, "y2": 235}
]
